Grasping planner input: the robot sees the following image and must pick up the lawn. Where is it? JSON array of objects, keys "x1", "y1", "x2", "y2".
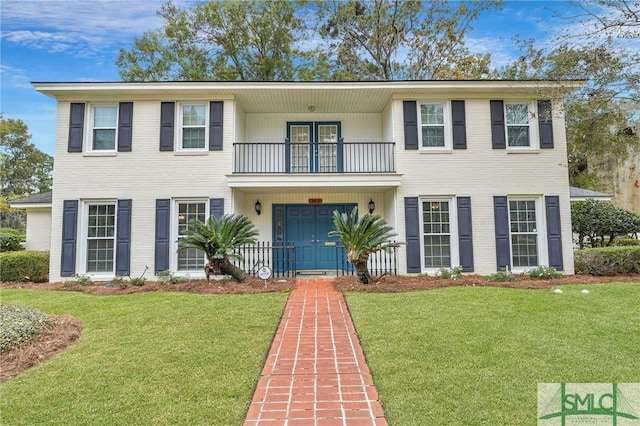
[
  {"x1": 0, "y1": 289, "x2": 289, "y2": 425},
  {"x1": 345, "y1": 283, "x2": 640, "y2": 425}
]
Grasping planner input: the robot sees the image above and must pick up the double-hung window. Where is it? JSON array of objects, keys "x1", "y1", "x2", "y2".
[
  {"x1": 179, "y1": 104, "x2": 207, "y2": 150},
  {"x1": 419, "y1": 102, "x2": 450, "y2": 149},
  {"x1": 90, "y1": 105, "x2": 118, "y2": 151},
  {"x1": 505, "y1": 102, "x2": 536, "y2": 148},
  {"x1": 85, "y1": 203, "x2": 116, "y2": 273},
  {"x1": 176, "y1": 201, "x2": 207, "y2": 271},
  {"x1": 509, "y1": 199, "x2": 539, "y2": 268},
  {"x1": 421, "y1": 199, "x2": 458, "y2": 270}
]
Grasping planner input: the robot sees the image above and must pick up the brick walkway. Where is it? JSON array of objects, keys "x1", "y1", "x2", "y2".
[{"x1": 244, "y1": 278, "x2": 387, "y2": 426}]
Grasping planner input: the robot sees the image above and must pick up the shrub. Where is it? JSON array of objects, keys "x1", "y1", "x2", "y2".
[
  {"x1": 611, "y1": 237, "x2": 640, "y2": 247},
  {"x1": 528, "y1": 266, "x2": 563, "y2": 279},
  {"x1": 157, "y1": 270, "x2": 188, "y2": 284},
  {"x1": 0, "y1": 250, "x2": 49, "y2": 282},
  {"x1": 63, "y1": 274, "x2": 93, "y2": 286},
  {"x1": 571, "y1": 200, "x2": 640, "y2": 248},
  {"x1": 0, "y1": 304, "x2": 52, "y2": 354},
  {"x1": 574, "y1": 246, "x2": 640, "y2": 276},
  {"x1": 0, "y1": 228, "x2": 24, "y2": 252},
  {"x1": 486, "y1": 269, "x2": 516, "y2": 282},
  {"x1": 435, "y1": 266, "x2": 463, "y2": 280}
]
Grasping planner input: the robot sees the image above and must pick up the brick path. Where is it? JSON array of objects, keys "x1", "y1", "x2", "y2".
[{"x1": 244, "y1": 278, "x2": 387, "y2": 426}]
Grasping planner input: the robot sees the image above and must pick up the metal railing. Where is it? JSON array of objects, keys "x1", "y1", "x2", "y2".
[
  {"x1": 233, "y1": 241, "x2": 296, "y2": 278},
  {"x1": 335, "y1": 242, "x2": 398, "y2": 277},
  {"x1": 233, "y1": 142, "x2": 396, "y2": 174}
]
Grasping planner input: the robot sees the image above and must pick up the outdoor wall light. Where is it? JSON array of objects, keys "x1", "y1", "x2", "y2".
[
  {"x1": 368, "y1": 199, "x2": 375, "y2": 214},
  {"x1": 255, "y1": 200, "x2": 262, "y2": 215}
]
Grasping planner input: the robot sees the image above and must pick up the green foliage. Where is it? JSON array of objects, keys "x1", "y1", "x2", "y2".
[
  {"x1": 0, "y1": 227, "x2": 24, "y2": 252},
  {"x1": 156, "y1": 269, "x2": 189, "y2": 284},
  {"x1": 63, "y1": 274, "x2": 93, "y2": 287},
  {"x1": 435, "y1": 266, "x2": 463, "y2": 280},
  {"x1": 177, "y1": 214, "x2": 258, "y2": 282},
  {"x1": 329, "y1": 207, "x2": 403, "y2": 284},
  {"x1": 486, "y1": 269, "x2": 516, "y2": 282},
  {"x1": 611, "y1": 237, "x2": 640, "y2": 246},
  {"x1": 527, "y1": 266, "x2": 563, "y2": 279},
  {"x1": 0, "y1": 250, "x2": 49, "y2": 282},
  {"x1": 571, "y1": 199, "x2": 640, "y2": 248},
  {"x1": 0, "y1": 304, "x2": 52, "y2": 354},
  {"x1": 574, "y1": 246, "x2": 640, "y2": 276}
]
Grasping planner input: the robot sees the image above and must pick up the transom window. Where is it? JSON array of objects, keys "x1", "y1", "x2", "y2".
[
  {"x1": 180, "y1": 104, "x2": 207, "y2": 150},
  {"x1": 176, "y1": 201, "x2": 207, "y2": 271},
  {"x1": 91, "y1": 106, "x2": 117, "y2": 151},
  {"x1": 419, "y1": 102, "x2": 450, "y2": 149},
  {"x1": 509, "y1": 200, "x2": 539, "y2": 267},
  {"x1": 505, "y1": 103, "x2": 532, "y2": 147},
  {"x1": 86, "y1": 203, "x2": 116, "y2": 273},
  {"x1": 422, "y1": 200, "x2": 454, "y2": 269}
]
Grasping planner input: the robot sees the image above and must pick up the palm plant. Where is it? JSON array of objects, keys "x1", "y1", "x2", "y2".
[
  {"x1": 329, "y1": 207, "x2": 403, "y2": 284},
  {"x1": 177, "y1": 214, "x2": 258, "y2": 282}
]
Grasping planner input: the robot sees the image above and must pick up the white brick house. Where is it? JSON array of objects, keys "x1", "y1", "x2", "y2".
[{"x1": 29, "y1": 80, "x2": 581, "y2": 282}]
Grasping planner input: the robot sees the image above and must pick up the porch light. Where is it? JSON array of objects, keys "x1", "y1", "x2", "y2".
[
  {"x1": 255, "y1": 200, "x2": 262, "y2": 215},
  {"x1": 368, "y1": 199, "x2": 375, "y2": 214}
]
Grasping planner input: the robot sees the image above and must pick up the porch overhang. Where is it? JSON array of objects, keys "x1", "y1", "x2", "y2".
[{"x1": 226, "y1": 173, "x2": 402, "y2": 193}]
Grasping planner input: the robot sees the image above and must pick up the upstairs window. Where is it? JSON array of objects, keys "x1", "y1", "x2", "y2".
[
  {"x1": 180, "y1": 104, "x2": 207, "y2": 150},
  {"x1": 90, "y1": 106, "x2": 117, "y2": 151},
  {"x1": 419, "y1": 102, "x2": 450, "y2": 149}
]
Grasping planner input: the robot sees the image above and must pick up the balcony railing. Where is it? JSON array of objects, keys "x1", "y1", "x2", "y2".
[{"x1": 233, "y1": 141, "x2": 396, "y2": 174}]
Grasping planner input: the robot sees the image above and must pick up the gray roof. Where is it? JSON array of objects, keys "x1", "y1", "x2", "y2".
[
  {"x1": 10, "y1": 191, "x2": 52, "y2": 205},
  {"x1": 569, "y1": 186, "x2": 611, "y2": 198}
]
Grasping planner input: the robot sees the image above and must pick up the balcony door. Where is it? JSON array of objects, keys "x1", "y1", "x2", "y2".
[{"x1": 286, "y1": 122, "x2": 341, "y2": 173}]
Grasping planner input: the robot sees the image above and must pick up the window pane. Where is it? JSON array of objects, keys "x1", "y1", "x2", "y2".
[
  {"x1": 178, "y1": 248, "x2": 205, "y2": 271},
  {"x1": 183, "y1": 105, "x2": 206, "y2": 126},
  {"x1": 506, "y1": 104, "x2": 529, "y2": 124},
  {"x1": 93, "y1": 129, "x2": 116, "y2": 150},
  {"x1": 422, "y1": 127, "x2": 445, "y2": 147},
  {"x1": 94, "y1": 107, "x2": 117, "y2": 127},
  {"x1": 509, "y1": 200, "x2": 538, "y2": 267},
  {"x1": 508, "y1": 126, "x2": 530, "y2": 147},
  {"x1": 511, "y1": 234, "x2": 538, "y2": 267},
  {"x1": 87, "y1": 239, "x2": 115, "y2": 272},
  {"x1": 421, "y1": 104, "x2": 444, "y2": 125},
  {"x1": 182, "y1": 128, "x2": 205, "y2": 149}
]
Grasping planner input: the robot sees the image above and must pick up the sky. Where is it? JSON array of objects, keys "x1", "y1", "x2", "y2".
[{"x1": 0, "y1": 0, "x2": 598, "y2": 156}]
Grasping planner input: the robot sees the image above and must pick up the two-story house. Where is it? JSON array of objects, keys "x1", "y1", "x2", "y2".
[{"x1": 29, "y1": 80, "x2": 581, "y2": 282}]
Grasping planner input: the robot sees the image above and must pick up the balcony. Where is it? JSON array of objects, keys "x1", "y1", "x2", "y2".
[{"x1": 232, "y1": 141, "x2": 396, "y2": 174}]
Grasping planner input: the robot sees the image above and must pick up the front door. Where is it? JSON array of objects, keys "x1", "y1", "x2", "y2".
[
  {"x1": 287, "y1": 122, "x2": 341, "y2": 173},
  {"x1": 281, "y1": 204, "x2": 354, "y2": 270}
]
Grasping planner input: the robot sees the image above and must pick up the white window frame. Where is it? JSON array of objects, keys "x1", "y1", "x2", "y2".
[
  {"x1": 507, "y1": 196, "x2": 548, "y2": 272},
  {"x1": 176, "y1": 102, "x2": 209, "y2": 152},
  {"x1": 86, "y1": 104, "x2": 118, "y2": 153},
  {"x1": 504, "y1": 101, "x2": 539, "y2": 150},
  {"x1": 78, "y1": 200, "x2": 117, "y2": 279},
  {"x1": 418, "y1": 100, "x2": 452, "y2": 150},
  {"x1": 171, "y1": 199, "x2": 209, "y2": 276},
  {"x1": 419, "y1": 197, "x2": 459, "y2": 274}
]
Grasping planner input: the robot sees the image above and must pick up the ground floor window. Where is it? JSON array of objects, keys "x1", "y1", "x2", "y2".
[
  {"x1": 176, "y1": 200, "x2": 207, "y2": 271},
  {"x1": 509, "y1": 199, "x2": 539, "y2": 268},
  {"x1": 85, "y1": 203, "x2": 116, "y2": 273},
  {"x1": 421, "y1": 198, "x2": 458, "y2": 270}
]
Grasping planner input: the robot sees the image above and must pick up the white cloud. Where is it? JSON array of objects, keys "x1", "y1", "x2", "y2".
[{"x1": 0, "y1": 64, "x2": 32, "y2": 89}]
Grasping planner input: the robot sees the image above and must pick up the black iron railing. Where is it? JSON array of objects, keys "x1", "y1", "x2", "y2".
[
  {"x1": 233, "y1": 142, "x2": 396, "y2": 174},
  {"x1": 233, "y1": 242, "x2": 296, "y2": 278},
  {"x1": 335, "y1": 242, "x2": 398, "y2": 277}
]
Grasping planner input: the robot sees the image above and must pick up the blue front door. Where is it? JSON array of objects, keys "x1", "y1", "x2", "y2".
[{"x1": 283, "y1": 204, "x2": 353, "y2": 270}]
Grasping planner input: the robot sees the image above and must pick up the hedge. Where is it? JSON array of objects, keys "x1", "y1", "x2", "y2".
[
  {"x1": 0, "y1": 228, "x2": 24, "y2": 252},
  {"x1": 0, "y1": 251, "x2": 49, "y2": 282},
  {"x1": 574, "y1": 246, "x2": 640, "y2": 276}
]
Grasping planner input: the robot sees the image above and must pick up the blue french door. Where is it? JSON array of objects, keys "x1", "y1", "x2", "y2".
[
  {"x1": 281, "y1": 204, "x2": 354, "y2": 270},
  {"x1": 286, "y1": 122, "x2": 342, "y2": 173}
]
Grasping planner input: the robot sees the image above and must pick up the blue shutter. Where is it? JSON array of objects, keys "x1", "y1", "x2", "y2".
[
  {"x1": 538, "y1": 100, "x2": 554, "y2": 149},
  {"x1": 404, "y1": 197, "x2": 421, "y2": 273},
  {"x1": 403, "y1": 101, "x2": 419, "y2": 150},
  {"x1": 159, "y1": 102, "x2": 175, "y2": 151},
  {"x1": 493, "y1": 196, "x2": 511, "y2": 271},
  {"x1": 209, "y1": 101, "x2": 224, "y2": 151},
  {"x1": 457, "y1": 197, "x2": 474, "y2": 272},
  {"x1": 155, "y1": 199, "x2": 171, "y2": 274},
  {"x1": 116, "y1": 199, "x2": 132, "y2": 276},
  {"x1": 490, "y1": 100, "x2": 506, "y2": 149},
  {"x1": 61, "y1": 200, "x2": 78, "y2": 277},
  {"x1": 451, "y1": 100, "x2": 467, "y2": 149},
  {"x1": 210, "y1": 198, "x2": 224, "y2": 220},
  {"x1": 545, "y1": 196, "x2": 564, "y2": 270},
  {"x1": 68, "y1": 103, "x2": 85, "y2": 153},
  {"x1": 117, "y1": 102, "x2": 133, "y2": 152}
]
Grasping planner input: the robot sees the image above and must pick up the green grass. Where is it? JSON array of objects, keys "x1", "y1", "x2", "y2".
[
  {"x1": 345, "y1": 283, "x2": 640, "y2": 425},
  {"x1": 0, "y1": 289, "x2": 288, "y2": 425}
]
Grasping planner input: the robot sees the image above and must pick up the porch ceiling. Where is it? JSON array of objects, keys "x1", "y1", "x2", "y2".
[{"x1": 226, "y1": 173, "x2": 402, "y2": 193}]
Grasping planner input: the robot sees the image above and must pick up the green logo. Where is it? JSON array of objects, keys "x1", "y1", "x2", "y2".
[{"x1": 538, "y1": 383, "x2": 640, "y2": 425}]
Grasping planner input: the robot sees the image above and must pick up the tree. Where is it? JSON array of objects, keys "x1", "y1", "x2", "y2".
[
  {"x1": 0, "y1": 115, "x2": 53, "y2": 229},
  {"x1": 316, "y1": 0, "x2": 500, "y2": 80},
  {"x1": 329, "y1": 207, "x2": 402, "y2": 284},
  {"x1": 571, "y1": 199, "x2": 640, "y2": 248},
  {"x1": 177, "y1": 214, "x2": 258, "y2": 282},
  {"x1": 116, "y1": 0, "x2": 305, "y2": 81}
]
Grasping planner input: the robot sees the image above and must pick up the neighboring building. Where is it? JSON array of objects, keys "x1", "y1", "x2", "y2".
[
  {"x1": 569, "y1": 186, "x2": 612, "y2": 202},
  {"x1": 31, "y1": 80, "x2": 582, "y2": 282},
  {"x1": 9, "y1": 192, "x2": 52, "y2": 252}
]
